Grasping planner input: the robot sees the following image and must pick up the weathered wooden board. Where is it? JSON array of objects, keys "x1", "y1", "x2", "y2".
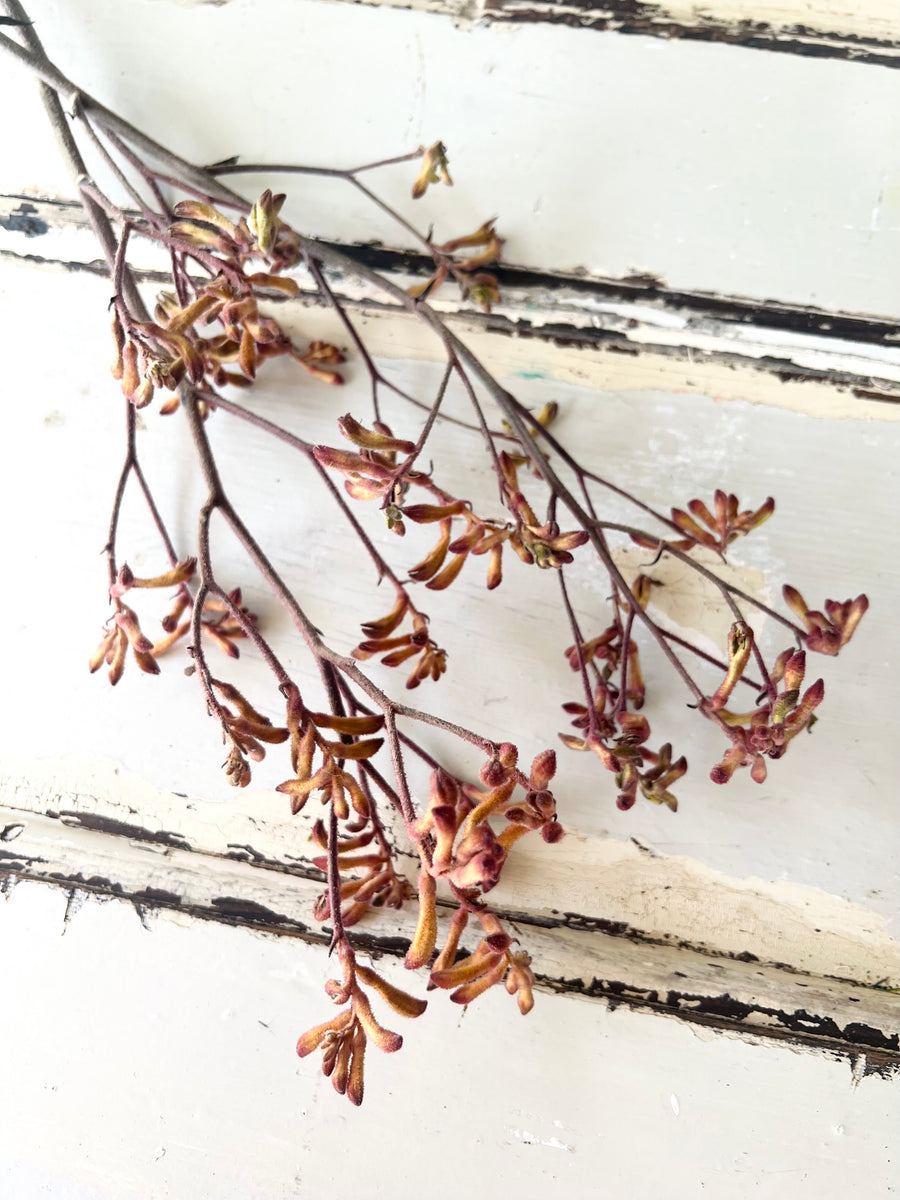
[
  {"x1": 0, "y1": 880, "x2": 896, "y2": 1200},
  {"x1": 3, "y1": 0, "x2": 900, "y2": 317},
  {"x1": 1, "y1": 3, "x2": 898, "y2": 1195},
  {"x1": 1, "y1": 261, "x2": 897, "y2": 1039},
  {"x1": 157, "y1": 0, "x2": 900, "y2": 64},
  {"x1": 3, "y1": 194, "x2": 898, "y2": 418}
]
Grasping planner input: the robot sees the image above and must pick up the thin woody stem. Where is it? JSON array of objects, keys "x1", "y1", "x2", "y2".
[
  {"x1": 558, "y1": 570, "x2": 596, "y2": 731},
  {"x1": 383, "y1": 709, "x2": 416, "y2": 827},
  {"x1": 132, "y1": 459, "x2": 179, "y2": 568},
  {"x1": 617, "y1": 608, "x2": 635, "y2": 716},
  {"x1": 208, "y1": 392, "x2": 420, "y2": 607},
  {"x1": 206, "y1": 154, "x2": 435, "y2": 255},
  {"x1": 103, "y1": 405, "x2": 137, "y2": 587},
  {"x1": 320, "y1": 659, "x2": 352, "y2": 951},
  {"x1": 206, "y1": 149, "x2": 425, "y2": 180},
  {"x1": 504, "y1": 391, "x2": 682, "y2": 537},
  {"x1": 207, "y1": 581, "x2": 292, "y2": 688},
  {"x1": 594, "y1": 521, "x2": 806, "y2": 639},
  {"x1": 76, "y1": 107, "x2": 164, "y2": 228},
  {"x1": 95, "y1": 121, "x2": 173, "y2": 217},
  {"x1": 304, "y1": 254, "x2": 422, "y2": 417}
]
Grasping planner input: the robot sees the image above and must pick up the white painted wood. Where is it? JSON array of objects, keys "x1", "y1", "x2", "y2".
[
  {"x1": 3, "y1": 195, "x2": 899, "y2": 418},
  {"x1": 0, "y1": 880, "x2": 896, "y2": 1200},
  {"x1": 1, "y1": 4, "x2": 898, "y2": 1193},
  {"x1": 489, "y1": 0, "x2": 900, "y2": 43},
  {"x1": 3, "y1": 0, "x2": 900, "y2": 317},
  {"x1": 156, "y1": 0, "x2": 900, "y2": 46},
  {"x1": 1, "y1": 262, "x2": 897, "y2": 945}
]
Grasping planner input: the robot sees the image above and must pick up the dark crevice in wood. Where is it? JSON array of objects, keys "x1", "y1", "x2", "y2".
[
  {"x1": 482, "y1": 0, "x2": 899, "y2": 68},
  {"x1": 18, "y1": 810, "x2": 896, "y2": 986},
  {"x1": 2, "y1": 861, "x2": 896, "y2": 1072},
  {"x1": 311, "y1": 239, "x2": 900, "y2": 348},
  {"x1": 4, "y1": 193, "x2": 899, "y2": 342},
  {"x1": 3, "y1": 243, "x2": 896, "y2": 400}
]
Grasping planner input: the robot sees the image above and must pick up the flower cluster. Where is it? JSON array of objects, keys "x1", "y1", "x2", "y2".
[
  {"x1": 89, "y1": 557, "x2": 254, "y2": 684},
  {"x1": 297, "y1": 941, "x2": 426, "y2": 1107},
  {"x1": 564, "y1": 574, "x2": 650, "y2": 709},
  {"x1": 706, "y1": 630, "x2": 825, "y2": 785},
  {"x1": 631, "y1": 491, "x2": 775, "y2": 556},
  {"x1": 313, "y1": 416, "x2": 414, "y2": 503},
  {"x1": 275, "y1": 683, "x2": 383, "y2": 814},
  {"x1": 353, "y1": 595, "x2": 447, "y2": 689},
  {"x1": 561, "y1": 690, "x2": 686, "y2": 812},
  {"x1": 403, "y1": 746, "x2": 562, "y2": 965},
  {"x1": 428, "y1": 908, "x2": 537, "y2": 1013},
  {"x1": 211, "y1": 679, "x2": 289, "y2": 789},
  {"x1": 559, "y1": 575, "x2": 686, "y2": 810},
  {"x1": 783, "y1": 586, "x2": 869, "y2": 657},
  {"x1": 295, "y1": 738, "x2": 561, "y2": 1101},
  {"x1": 411, "y1": 141, "x2": 453, "y2": 199},
  {"x1": 112, "y1": 192, "x2": 344, "y2": 414},
  {"x1": 309, "y1": 820, "x2": 410, "y2": 927},
  {"x1": 408, "y1": 218, "x2": 504, "y2": 311}
]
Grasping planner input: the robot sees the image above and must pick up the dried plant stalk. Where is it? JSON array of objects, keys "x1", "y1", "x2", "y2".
[{"x1": 0, "y1": 3, "x2": 868, "y2": 1105}]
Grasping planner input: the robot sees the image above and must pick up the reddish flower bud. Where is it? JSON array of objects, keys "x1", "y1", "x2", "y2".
[
  {"x1": 529, "y1": 749, "x2": 556, "y2": 789},
  {"x1": 541, "y1": 820, "x2": 565, "y2": 843}
]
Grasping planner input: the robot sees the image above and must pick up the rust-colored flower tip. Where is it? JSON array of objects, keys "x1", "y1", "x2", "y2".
[
  {"x1": 438, "y1": 219, "x2": 500, "y2": 256},
  {"x1": 466, "y1": 273, "x2": 501, "y2": 312},
  {"x1": 110, "y1": 557, "x2": 196, "y2": 598},
  {"x1": 529, "y1": 748, "x2": 556, "y2": 790},
  {"x1": 708, "y1": 643, "x2": 825, "y2": 786},
  {"x1": 709, "y1": 621, "x2": 754, "y2": 711},
  {"x1": 411, "y1": 141, "x2": 452, "y2": 199},
  {"x1": 783, "y1": 586, "x2": 869, "y2": 656},
  {"x1": 247, "y1": 189, "x2": 287, "y2": 257},
  {"x1": 404, "y1": 870, "x2": 437, "y2": 969}
]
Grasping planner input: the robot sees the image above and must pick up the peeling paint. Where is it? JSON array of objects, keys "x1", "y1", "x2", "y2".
[
  {"x1": 512, "y1": 1127, "x2": 575, "y2": 1150},
  {"x1": 0, "y1": 200, "x2": 48, "y2": 238},
  {"x1": 3, "y1": 195, "x2": 899, "y2": 419},
  {"x1": 2, "y1": 768, "x2": 898, "y2": 1067},
  {"x1": 61, "y1": 886, "x2": 87, "y2": 932}
]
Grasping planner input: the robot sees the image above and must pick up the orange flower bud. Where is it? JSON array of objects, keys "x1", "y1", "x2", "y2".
[
  {"x1": 356, "y1": 965, "x2": 428, "y2": 1019},
  {"x1": 404, "y1": 870, "x2": 437, "y2": 969}
]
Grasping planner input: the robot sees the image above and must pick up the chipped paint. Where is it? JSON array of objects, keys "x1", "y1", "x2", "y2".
[
  {"x1": 157, "y1": 0, "x2": 900, "y2": 63},
  {"x1": 512, "y1": 1128, "x2": 574, "y2": 1150},
  {"x1": 2, "y1": 194, "x2": 897, "y2": 420},
  {"x1": 1, "y1": 754, "x2": 897, "y2": 1066}
]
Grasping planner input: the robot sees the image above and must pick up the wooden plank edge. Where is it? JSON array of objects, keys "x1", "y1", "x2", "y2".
[
  {"x1": 1, "y1": 807, "x2": 897, "y2": 1074},
  {"x1": 284, "y1": 0, "x2": 900, "y2": 66},
  {"x1": 1, "y1": 241, "x2": 896, "y2": 421}
]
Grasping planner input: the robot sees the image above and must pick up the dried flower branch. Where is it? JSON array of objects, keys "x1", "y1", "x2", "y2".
[{"x1": 1, "y1": 2, "x2": 869, "y2": 1106}]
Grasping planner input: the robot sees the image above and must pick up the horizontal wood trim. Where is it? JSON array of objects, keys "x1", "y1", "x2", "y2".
[
  {"x1": 2, "y1": 193, "x2": 898, "y2": 420},
  {"x1": 2, "y1": 804, "x2": 896, "y2": 1071},
  {"x1": 1, "y1": 753, "x2": 897, "y2": 1070},
  {"x1": 320, "y1": 0, "x2": 900, "y2": 65}
]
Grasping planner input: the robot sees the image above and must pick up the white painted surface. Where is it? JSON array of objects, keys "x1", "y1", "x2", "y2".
[
  {"x1": 0, "y1": 880, "x2": 896, "y2": 1200},
  {"x1": 1, "y1": 3, "x2": 898, "y2": 1195},
  {"x1": 2, "y1": 261, "x2": 897, "y2": 923},
  {"x1": 3, "y1": 194, "x2": 899, "y2": 418},
  {"x1": 3, "y1": 0, "x2": 900, "y2": 316},
  {"x1": 155, "y1": 0, "x2": 900, "y2": 45}
]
